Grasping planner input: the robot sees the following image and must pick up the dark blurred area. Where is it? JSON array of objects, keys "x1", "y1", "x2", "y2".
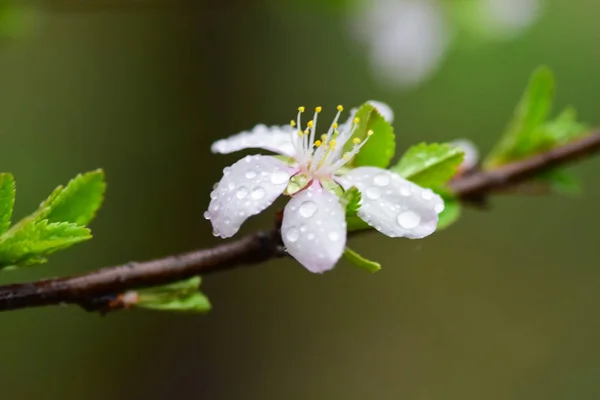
[{"x1": 0, "y1": 0, "x2": 599, "y2": 399}]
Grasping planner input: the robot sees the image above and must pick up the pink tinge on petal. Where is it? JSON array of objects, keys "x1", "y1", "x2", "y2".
[
  {"x1": 338, "y1": 167, "x2": 443, "y2": 239},
  {"x1": 205, "y1": 155, "x2": 292, "y2": 238},
  {"x1": 281, "y1": 185, "x2": 347, "y2": 273},
  {"x1": 211, "y1": 124, "x2": 296, "y2": 157}
]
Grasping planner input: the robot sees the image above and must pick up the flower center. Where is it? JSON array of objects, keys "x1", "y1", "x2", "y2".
[{"x1": 289, "y1": 105, "x2": 374, "y2": 179}]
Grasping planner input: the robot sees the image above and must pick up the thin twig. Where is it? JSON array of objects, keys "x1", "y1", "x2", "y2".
[{"x1": 1, "y1": 132, "x2": 599, "y2": 313}]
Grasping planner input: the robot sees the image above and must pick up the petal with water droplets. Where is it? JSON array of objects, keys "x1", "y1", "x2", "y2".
[
  {"x1": 211, "y1": 124, "x2": 296, "y2": 157},
  {"x1": 281, "y1": 185, "x2": 347, "y2": 273},
  {"x1": 338, "y1": 167, "x2": 443, "y2": 239},
  {"x1": 206, "y1": 155, "x2": 292, "y2": 238}
]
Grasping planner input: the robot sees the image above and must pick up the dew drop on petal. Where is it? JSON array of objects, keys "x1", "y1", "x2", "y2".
[
  {"x1": 365, "y1": 186, "x2": 382, "y2": 200},
  {"x1": 328, "y1": 231, "x2": 340, "y2": 242},
  {"x1": 397, "y1": 211, "x2": 421, "y2": 229},
  {"x1": 286, "y1": 227, "x2": 300, "y2": 243},
  {"x1": 210, "y1": 191, "x2": 217, "y2": 200},
  {"x1": 434, "y1": 203, "x2": 444, "y2": 214},
  {"x1": 307, "y1": 233, "x2": 316, "y2": 240},
  {"x1": 300, "y1": 224, "x2": 307, "y2": 232},
  {"x1": 400, "y1": 186, "x2": 411, "y2": 196},
  {"x1": 373, "y1": 174, "x2": 390, "y2": 186},
  {"x1": 421, "y1": 189, "x2": 434, "y2": 200},
  {"x1": 224, "y1": 217, "x2": 231, "y2": 225},
  {"x1": 212, "y1": 229, "x2": 220, "y2": 237},
  {"x1": 228, "y1": 182, "x2": 236, "y2": 190},
  {"x1": 270, "y1": 170, "x2": 289, "y2": 185},
  {"x1": 236, "y1": 186, "x2": 248, "y2": 199},
  {"x1": 251, "y1": 186, "x2": 266, "y2": 200},
  {"x1": 299, "y1": 200, "x2": 318, "y2": 218},
  {"x1": 245, "y1": 170, "x2": 257, "y2": 179},
  {"x1": 203, "y1": 211, "x2": 211, "y2": 220}
]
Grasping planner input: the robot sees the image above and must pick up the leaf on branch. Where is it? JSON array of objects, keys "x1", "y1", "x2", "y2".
[
  {"x1": 391, "y1": 142, "x2": 465, "y2": 188},
  {"x1": 135, "y1": 276, "x2": 212, "y2": 313},
  {"x1": 536, "y1": 168, "x2": 582, "y2": 196},
  {"x1": 437, "y1": 193, "x2": 461, "y2": 230},
  {"x1": 0, "y1": 173, "x2": 15, "y2": 235},
  {"x1": 343, "y1": 247, "x2": 382, "y2": 273},
  {"x1": 0, "y1": 170, "x2": 106, "y2": 269},
  {"x1": 343, "y1": 103, "x2": 396, "y2": 169}
]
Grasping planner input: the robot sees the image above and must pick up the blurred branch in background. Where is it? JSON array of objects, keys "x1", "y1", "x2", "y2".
[{"x1": 0, "y1": 131, "x2": 599, "y2": 314}]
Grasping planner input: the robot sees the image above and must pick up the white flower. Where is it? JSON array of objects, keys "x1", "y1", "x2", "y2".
[
  {"x1": 451, "y1": 139, "x2": 479, "y2": 174},
  {"x1": 206, "y1": 102, "x2": 444, "y2": 273}
]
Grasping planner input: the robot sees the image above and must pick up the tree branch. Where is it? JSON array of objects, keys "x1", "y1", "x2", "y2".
[{"x1": 1, "y1": 132, "x2": 600, "y2": 313}]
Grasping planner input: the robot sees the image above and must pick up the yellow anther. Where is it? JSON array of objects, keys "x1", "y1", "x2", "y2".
[
  {"x1": 307, "y1": 120, "x2": 314, "y2": 128},
  {"x1": 337, "y1": 105, "x2": 344, "y2": 112},
  {"x1": 290, "y1": 120, "x2": 296, "y2": 127},
  {"x1": 315, "y1": 106, "x2": 322, "y2": 113},
  {"x1": 298, "y1": 106, "x2": 305, "y2": 113},
  {"x1": 367, "y1": 129, "x2": 374, "y2": 136},
  {"x1": 320, "y1": 140, "x2": 327, "y2": 147},
  {"x1": 314, "y1": 140, "x2": 322, "y2": 147},
  {"x1": 343, "y1": 152, "x2": 351, "y2": 159},
  {"x1": 321, "y1": 134, "x2": 327, "y2": 141},
  {"x1": 329, "y1": 140, "x2": 337, "y2": 149},
  {"x1": 353, "y1": 138, "x2": 361, "y2": 145},
  {"x1": 297, "y1": 130, "x2": 303, "y2": 137},
  {"x1": 304, "y1": 129, "x2": 310, "y2": 135},
  {"x1": 332, "y1": 123, "x2": 338, "y2": 129},
  {"x1": 353, "y1": 117, "x2": 360, "y2": 124}
]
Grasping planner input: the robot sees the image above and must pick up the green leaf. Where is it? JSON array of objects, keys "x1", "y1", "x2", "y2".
[
  {"x1": 485, "y1": 66, "x2": 555, "y2": 167},
  {"x1": 343, "y1": 247, "x2": 381, "y2": 273},
  {"x1": 391, "y1": 143, "x2": 465, "y2": 188},
  {"x1": 0, "y1": 173, "x2": 15, "y2": 235},
  {"x1": 136, "y1": 276, "x2": 212, "y2": 313},
  {"x1": 437, "y1": 195, "x2": 461, "y2": 230},
  {"x1": 284, "y1": 173, "x2": 310, "y2": 196},
  {"x1": 342, "y1": 187, "x2": 361, "y2": 215},
  {"x1": 0, "y1": 221, "x2": 91, "y2": 267},
  {"x1": 38, "y1": 169, "x2": 106, "y2": 226},
  {"x1": 344, "y1": 103, "x2": 395, "y2": 168},
  {"x1": 536, "y1": 169, "x2": 582, "y2": 196}
]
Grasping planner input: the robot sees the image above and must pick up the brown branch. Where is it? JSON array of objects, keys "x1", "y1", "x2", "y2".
[{"x1": 1, "y1": 132, "x2": 600, "y2": 313}]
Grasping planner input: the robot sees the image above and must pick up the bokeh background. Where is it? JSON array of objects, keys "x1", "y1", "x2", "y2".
[{"x1": 0, "y1": 0, "x2": 599, "y2": 399}]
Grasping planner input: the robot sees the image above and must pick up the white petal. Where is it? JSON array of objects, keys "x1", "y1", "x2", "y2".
[
  {"x1": 211, "y1": 124, "x2": 296, "y2": 157},
  {"x1": 451, "y1": 139, "x2": 479, "y2": 172},
  {"x1": 367, "y1": 100, "x2": 394, "y2": 123},
  {"x1": 338, "y1": 167, "x2": 443, "y2": 239},
  {"x1": 281, "y1": 185, "x2": 347, "y2": 273},
  {"x1": 206, "y1": 155, "x2": 292, "y2": 238}
]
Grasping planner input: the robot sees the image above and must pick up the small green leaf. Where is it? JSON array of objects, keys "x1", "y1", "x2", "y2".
[
  {"x1": 485, "y1": 66, "x2": 555, "y2": 166},
  {"x1": 344, "y1": 103, "x2": 395, "y2": 168},
  {"x1": 0, "y1": 221, "x2": 91, "y2": 267},
  {"x1": 437, "y1": 195, "x2": 461, "y2": 230},
  {"x1": 0, "y1": 173, "x2": 15, "y2": 235},
  {"x1": 136, "y1": 277, "x2": 212, "y2": 313},
  {"x1": 343, "y1": 247, "x2": 381, "y2": 273},
  {"x1": 38, "y1": 169, "x2": 106, "y2": 226},
  {"x1": 284, "y1": 174, "x2": 310, "y2": 196},
  {"x1": 321, "y1": 178, "x2": 344, "y2": 198},
  {"x1": 391, "y1": 143, "x2": 465, "y2": 188},
  {"x1": 342, "y1": 187, "x2": 361, "y2": 215},
  {"x1": 537, "y1": 168, "x2": 582, "y2": 196}
]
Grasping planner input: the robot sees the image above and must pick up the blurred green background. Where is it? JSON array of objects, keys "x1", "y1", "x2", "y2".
[{"x1": 0, "y1": 0, "x2": 599, "y2": 399}]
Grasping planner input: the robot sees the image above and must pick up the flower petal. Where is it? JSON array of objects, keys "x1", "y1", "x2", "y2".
[
  {"x1": 281, "y1": 185, "x2": 347, "y2": 273},
  {"x1": 211, "y1": 124, "x2": 296, "y2": 157},
  {"x1": 206, "y1": 155, "x2": 292, "y2": 238},
  {"x1": 451, "y1": 139, "x2": 479, "y2": 173},
  {"x1": 338, "y1": 167, "x2": 443, "y2": 239}
]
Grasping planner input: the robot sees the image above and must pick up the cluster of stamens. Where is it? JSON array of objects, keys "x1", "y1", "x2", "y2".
[{"x1": 289, "y1": 105, "x2": 374, "y2": 177}]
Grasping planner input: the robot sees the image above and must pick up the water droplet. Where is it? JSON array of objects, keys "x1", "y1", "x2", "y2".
[
  {"x1": 300, "y1": 224, "x2": 307, "y2": 232},
  {"x1": 210, "y1": 204, "x2": 220, "y2": 212},
  {"x1": 210, "y1": 191, "x2": 217, "y2": 199},
  {"x1": 261, "y1": 171, "x2": 268, "y2": 177},
  {"x1": 434, "y1": 203, "x2": 444, "y2": 214},
  {"x1": 270, "y1": 170, "x2": 289, "y2": 185},
  {"x1": 397, "y1": 211, "x2": 421, "y2": 229},
  {"x1": 299, "y1": 201, "x2": 318, "y2": 218},
  {"x1": 365, "y1": 186, "x2": 381, "y2": 200},
  {"x1": 286, "y1": 227, "x2": 299, "y2": 243},
  {"x1": 245, "y1": 170, "x2": 257, "y2": 179},
  {"x1": 224, "y1": 218, "x2": 231, "y2": 225},
  {"x1": 236, "y1": 186, "x2": 248, "y2": 199},
  {"x1": 400, "y1": 186, "x2": 411, "y2": 196},
  {"x1": 228, "y1": 182, "x2": 236, "y2": 190},
  {"x1": 316, "y1": 220, "x2": 323, "y2": 226},
  {"x1": 223, "y1": 167, "x2": 231, "y2": 175},
  {"x1": 244, "y1": 201, "x2": 251, "y2": 207},
  {"x1": 212, "y1": 229, "x2": 220, "y2": 237},
  {"x1": 203, "y1": 211, "x2": 211, "y2": 220},
  {"x1": 421, "y1": 189, "x2": 434, "y2": 200},
  {"x1": 251, "y1": 187, "x2": 266, "y2": 200},
  {"x1": 308, "y1": 233, "x2": 316, "y2": 240},
  {"x1": 373, "y1": 174, "x2": 390, "y2": 186},
  {"x1": 328, "y1": 231, "x2": 340, "y2": 241}
]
